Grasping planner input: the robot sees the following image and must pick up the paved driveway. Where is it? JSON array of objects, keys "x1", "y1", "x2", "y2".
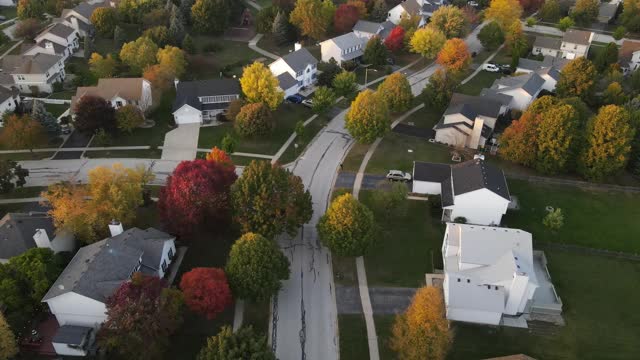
[{"x1": 161, "y1": 124, "x2": 200, "y2": 161}]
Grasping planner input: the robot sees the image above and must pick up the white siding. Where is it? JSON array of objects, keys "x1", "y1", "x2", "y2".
[
  {"x1": 448, "y1": 189, "x2": 510, "y2": 226},
  {"x1": 0, "y1": 95, "x2": 18, "y2": 115},
  {"x1": 321, "y1": 41, "x2": 344, "y2": 64},
  {"x1": 412, "y1": 180, "x2": 442, "y2": 195},
  {"x1": 173, "y1": 104, "x2": 203, "y2": 125},
  {"x1": 446, "y1": 307, "x2": 502, "y2": 325},
  {"x1": 45, "y1": 292, "x2": 107, "y2": 327},
  {"x1": 532, "y1": 47, "x2": 559, "y2": 57},
  {"x1": 158, "y1": 239, "x2": 176, "y2": 278},
  {"x1": 435, "y1": 127, "x2": 468, "y2": 148},
  {"x1": 387, "y1": 6, "x2": 406, "y2": 24},
  {"x1": 53, "y1": 342, "x2": 88, "y2": 357},
  {"x1": 500, "y1": 88, "x2": 533, "y2": 111}
]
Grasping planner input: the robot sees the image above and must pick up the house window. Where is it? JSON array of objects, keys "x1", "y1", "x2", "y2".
[
  {"x1": 116, "y1": 101, "x2": 123, "y2": 107},
  {"x1": 168, "y1": 248, "x2": 174, "y2": 260},
  {"x1": 199, "y1": 94, "x2": 239, "y2": 104},
  {"x1": 161, "y1": 260, "x2": 167, "y2": 272},
  {"x1": 297, "y1": 80, "x2": 303, "y2": 86},
  {"x1": 296, "y1": 70, "x2": 303, "y2": 77},
  {"x1": 306, "y1": 68, "x2": 310, "y2": 73}
]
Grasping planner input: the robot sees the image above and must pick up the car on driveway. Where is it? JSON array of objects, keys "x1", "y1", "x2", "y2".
[
  {"x1": 482, "y1": 63, "x2": 501, "y2": 72},
  {"x1": 302, "y1": 99, "x2": 313, "y2": 108},
  {"x1": 286, "y1": 95, "x2": 303, "y2": 104},
  {"x1": 386, "y1": 170, "x2": 412, "y2": 182}
]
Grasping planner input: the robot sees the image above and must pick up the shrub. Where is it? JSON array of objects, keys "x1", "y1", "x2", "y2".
[{"x1": 234, "y1": 103, "x2": 273, "y2": 137}]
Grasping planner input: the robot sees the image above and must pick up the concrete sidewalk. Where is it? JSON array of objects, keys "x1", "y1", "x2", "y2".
[
  {"x1": 249, "y1": 34, "x2": 279, "y2": 60},
  {"x1": 161, "y1": 124, "x2": 199, "y2": 161}
]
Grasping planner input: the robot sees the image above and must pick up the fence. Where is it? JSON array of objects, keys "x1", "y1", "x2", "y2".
[{"x1": 22, "y1": 97, "x2": 71, "y2": 105}]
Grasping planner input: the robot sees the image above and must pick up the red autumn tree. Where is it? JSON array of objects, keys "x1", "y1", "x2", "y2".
[
  {"x1": 334, "y1": 4, "x2": 360, "y2": 34},
  {"x1": 158, "y1": 159, "x2": 237, "y2": 237},
  {"x1": 180, "y1": 268, "x2": 232, "y2": 320},
  {"x1": 384, "y1": 26, "x2": 405, "y2": 52},
  {"x1": 206, "y1": 146, "x2": 234, "y2": 169}
]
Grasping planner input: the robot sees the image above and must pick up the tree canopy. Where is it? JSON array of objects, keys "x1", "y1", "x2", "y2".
[
  {"x1": 197, "y1": 326, "x2": 275, "y2": 360},
  {"x1": 317, "y1": 193, "x2": 375, "y2": 257},
  {"x1": 73, "y1": 95, "x2": 117, "y2": 134},
  {"x1": 477, "y1": 21, "x2": 504, "y2": 50},
  {"x1": 89, "y1": 53, "x2": 118, "y2": 79},
  {"x1": 91, "y1": 7, "x2": 117, "y2": 36},
  {"x1": 120, "y1": 36, "x2": 159, "y2": 74},
  {"x1": 240, "y1": 62, "x2": 284, "y2": 110},
  {"x1": 0, "y1": 313, "x2": 17, "y2": 360},
  {"x1": 556, "y1": 57, "x2": 596, "y2": 100},
  {"x1": 410, "y1": 27, "x2": 446, "y2": 59},
  {"x1": 191, "y1": 0, "x2": 231, "y2": 34},
  {"x1": 485, "y1": 0, "x2": 523, "y2": 30},
  {"x1": 0, "y1": 160, "x2": 29, "y2": 194},
  {"x1": 429, "y1": 5, "x2": 468, "y2": 39},
  {"x1": 0, "y1": 114, "x2": 46, "y2": 151},
  {"x1": 290, "y1": 0, "x2": 336, "y2": 40},
  {"x1": 180, "y1": 268, "x2": 232, "y2": 320},
  {"x1": 377, "y1": 73, "x2": 413, "y2": 113},
  {"x1": 345, "y1": 89, "x2": 390, "y2": 143},
  {"x1": 437, "y1": 38, "x2": 471, "y2": 75}
]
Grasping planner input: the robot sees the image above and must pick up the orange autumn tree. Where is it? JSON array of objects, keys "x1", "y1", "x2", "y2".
[
  {"x1": 390, "y1": 286, "x2": 452, "y2": 360},
  {"x1": 499, "y1": 112, "x2": 542, "y2": 167},
  {"x1": 206, "y1": 147, "x2": 234, "y2": 169},
  {"x1": 436, "y1": 38, "x2": 471, "y2": 75}
]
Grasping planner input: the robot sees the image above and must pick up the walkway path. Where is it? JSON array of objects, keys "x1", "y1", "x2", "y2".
[
  {"x1": 245, "y1": 0, "x2": 262, "y2": 11},
  {"x1": 0, "y1": 197, "x2": 44, "y2": 205},
  {"x1": 249, "y1": 34, "x2": 279, "y2": 60}
]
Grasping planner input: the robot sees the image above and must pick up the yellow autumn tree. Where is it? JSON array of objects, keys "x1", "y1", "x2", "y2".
[
  {"x1": 429, "y1": 5, "x2": 469, "y2": 39},
  {"x1": 410, "y1": 26, "x2": 446, "y2": 59},
  {"x1": 44, "y1": 164, "x2": 154, "y2": 243},
  {"x1": 485, "y1": 0, "x2": 523, "y2": 30},
  {"x1": 240, "y1": 61, "x2": 284, "y2": 110},
  {"x1": 290, "y1": 0, "x2": 336, "y2": 40},
  {"x1": 390, "y1": 286, "x2": 452, "y2": 360},
  {"x1": 436, "y1": 38, "x2": 471, "y2": 75},
  {"x1": 317, "y1": 193, "x2": 375, "y2": 257},
  {"x1": 377, "y1": 72, "x2": 413, "y2": 113},
  {"x1": 345, "y1": 89, "x2": 390, "y2": 143},
  {"x1": 0, "y1": 312, "x2": 18, "y2": 360}
]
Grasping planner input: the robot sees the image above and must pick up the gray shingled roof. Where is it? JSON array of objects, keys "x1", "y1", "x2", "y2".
[
  {"x1": 533, "y1": 36, "x2": 561, "y2": 50},
  {"x1": 325, "y1": 32, "x2": 365, "y2": 50},
  {"x1": 0, "y1": 86, "x2": 16, "y2": 104},
  {"x1": 173, "y1": 79, "x2": 240, "y2": 112},
  {"x1": 277, "y1": 72, "x2": 297, "y2": 91},
  {"x1": 536, "y1": 66, "x2": 561, "y2": 81},
  {"x1": 562, "y1": 29, "x2": 592, "y2": 46},
  {"x1": 31, "y1": 40, "x2": 67, "y2": 56},
  {"x1": 447, "y1": 93, "x2": 504, "y2": 118},
  {"x1": 598, "y1": 3, "x2": 618, "y2": 21},
  {"x1": 441, "y1": 177, "x2": 454, "y2": 207},
  {"x1": 9, "y1": 53, "x2": 62, "y2": 75},
  {"x1": 52, "y1": 325, "x2": 93, "y2": 345},
  {"x1": 42, "y1": 228, "x2": 174, "y2": 303},
  {"x1": 0, "y1": 213, "x2": 54, "y2": 260},
  {"x1": 516, "y1": 58, "x2": 543, "y2": 71},
  {"x1": 279, "y1": 48, "x2": 318, "y2": 73},
  {"x1": 353, "y1": 20, "x2": 382, "y2": 34},
  {"x1": 491, "y1": 73, "x2": 545, "y2": 96},
  {"x1": 480, "y1": 88, "x2": 513, "y2": 106},
  {"x1": 450, "y1": 159, "x2": 510, "y2": 201},
  {"x1": 413, "y1": 161, "x2": 451, "y2": 182},
  {"x1": 69, "y1": 1, "x2": 104, "y2": 19},
  {"x1": 421, "y1": 0, "x2": 444, "y2": 14},
  {"x1": 44, "y1": 23, "x2": 76, "y2": 39}
]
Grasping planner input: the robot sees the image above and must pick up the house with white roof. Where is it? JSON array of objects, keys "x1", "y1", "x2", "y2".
[
  {"x1": 352, "y1": 20, "x2": 396, "y2": 40},
  {"x1": 434, "y1": 93, "x2": 510, "y2": 150},
  {"x1": 481, "y1": 72, "x2": 546, "y2": 111},
  {"x1": 172, "y1": 79, "x2": 241, "y2": 125},
  {"x1": 386, "y1": 0, "x2": 445, "y2": 26},
  {"x1": 412, "y1": 159, "x2": 511, "y2": 225},
  {"x1": 42, "y1": 224, "x2": 178, "y2": 356},
  {"x1": 320, "y1": 32, "x2": 366, "y2": 65},
  {"x1": 24, "y1": 23, "x2": 80, "y2": 61},
  {"x1": 441, "y1": 223, "x2": 562, "y2": 326},
  {"x1": 532, "y1": 30, "x2": 593, "y2": 60},
  {"x1": 71, "y1": 78, "x2": 153, "y2": 115},
  {"x1": 1, "y1": 53, "x2": 66, "y2": 94},
  {"x1": 269, "y1": 45, "x2": 318, "y2": 97}
]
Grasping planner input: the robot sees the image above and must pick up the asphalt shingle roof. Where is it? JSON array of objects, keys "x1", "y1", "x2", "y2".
[
  {"x1": 0, "y1": 213, "x2": 55, "y2": 260},
  {"x1": 447, "y1": 93, "x2": 504, "y2": 118},
  {"x1": 52, "y1": 325, "x2": 93, "y2": 345},
  {"x1": 450, "y1": 159, "x2": 510, "y2": 201},
  {"x1": 533, "y1": 36, "x2": 561, "y2": 50},
  {"x1": 277, "y1": 72, "x2": 297, "y2": 91},
  {"x1": 279, "y1": 48, "x2": 318, "y2": 73},
  {"x1": 325, "y1": 32, "x2": 366, "y2": 50},
  {"x1": 562, "y1": 29, "x2": 592, "y2": 46},
  {"x1": 44, "y1": 23, "x2": 76, "y2": 39},
  {"x1": 173, "y1": 79, "x2": 240, "y2": 112},
  {"x1": 353, "y1": 20, "x2": 381, "y2": 34},
  {"x1": 413, "y1": 161, "x2": 451, "y2": 182}
]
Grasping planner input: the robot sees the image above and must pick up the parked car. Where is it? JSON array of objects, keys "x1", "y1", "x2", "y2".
[
  {"x1": 286, "y1": 95, "x2": 303, "y2": 104},
  {"x1": 482, "y1": 63, "x2": 500, "y2": 72},
  {"x1": 386, "y1": 170, "x2": 412, "y2": 182},
  {"x1": 467, "y1": 1, "x2": 479, "y2": 6},
  {"x1": 302, "y1": 99, "x2": 313, "y2": 108},
  {"x1": 0, "y1": 16, "x2": 6, "y2": 21},
  {"x1": 61, "y1": 124, "x2": 71, "y2": 134},
  {"x1": 498, "y1": 64, "x2": 512, "y2": 74}
]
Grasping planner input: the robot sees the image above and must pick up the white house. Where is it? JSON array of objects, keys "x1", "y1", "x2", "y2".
[
  {"x1": 387, "y1": 0, "x2": 444, "y2": 25},
  {"x1": 618, "y1": 40, "x2": 640, "y2": 72},
  {"x1": 352, "y1": 20, "x2": 395, "y2": 40},
  {"x1": 481, "y1": 72, "x2": 546, "y2": 111},
  {"x1": 441, "y1": 223, "x2": 540, "y2": 325},
  {"x1": 71, "y1": 78, "x2": 153, "y2": 115},
  {"x1": 0, "y1": 0, "x2": 15, "y2": 7},
  {"x1": 532, "y1": 30, "x2": 593, "y2": 60},
  {"x1": 172, "y1": 78, "x2": 241, "y2": 125},
  {"x1": 42, "y1": 225, "x2": 178, "y2": 356},
  {"x1": 412, "y1": 159, "x2": 511, "y2": 226},
  {"x1": 269, "y1": 45, "x2": 318, "y2": 97},
  {"x1": 320, "y1": 32, "x2": 366, "y2": 65},
  {"x1": 1, "y1": 53, "x2": 65, "y2": 94},
  {"x1": 434, "y1": 93, "x2": 510, "y2": 149},
  {"x1": 0, "y1": 86, "x2": 20, "y2": 117},
  {"x1": 24, "y1": 23, "x2": 80, "y2": 61},
  {"x1": 0, "y1": 212, "x2": 75, "y2": 263}
]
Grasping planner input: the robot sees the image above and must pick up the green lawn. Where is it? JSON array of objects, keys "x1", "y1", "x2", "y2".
[
  {"x1": 0, "y1": 152, "x2": 54, "y2": 161},
  {"x1": 84, "y1": 149, "x2": 162, "y2": 159},
  {"x1": 503, "y1": 180, "x2": 640, "y2": 253},
  {"x1": 341, "y1": 143, "x2": 370, "y2": 173},
  {"x1": 188, "y1": 38, "x2": 261, "y2": 79},
  {"x1": 0, "y1": 6, "x2": 17, "y2": 19},
  {"x1": 339, "y1": 314, "x2": 369, "y2": 360},
  {"x1": 277, "y1": 115, "x2": 327, "y2": 164},
  {"x1": 355, "y1": 67, "x2": 387, "y2": 86},
  {"x1": 198, "y1": 103, "x2": 313, "y2": 155},
  {"x1": 375, "y1": 315, "x2": 396, "y2": 360},
  {"x1": 93, "y1": 23, "x2": 139, "y2": 56},
  {"x1": 401, "y1": 105, "x2": 442, "y2": 129},
  {"x1": 44, "y1": 103, "x2": 69, "y2": 117},
  {"x1": 0, "y1": 186, "x2": 45, "y2": 200},
  {"x1": 48, "y1": 90, "x2": 75, "y2": 100},
  {"x1": 257, "y1": 34, "x2": 295, "y2": 57},
  {"x1": 359, "y1": 190, "x2": 443, "y2": 287},
  {"x1": 450, "y1": 250, "x2": 640, "y2": 359},
  {"x1": 457, "y1": 71, "x2": 502, "y2": 96}
]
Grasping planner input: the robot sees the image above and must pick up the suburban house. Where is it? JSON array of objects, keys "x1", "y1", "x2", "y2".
[
  {"x1": 434, "y1": 93, "x2": 509, "y2": 149},
  {"x1": 441, "y1": 222, "x2": 562, "y2": 326},
  {"x1": 269, "y1": 45, "x2": 318, "y2": 98},
  {"x1": 71, "y1": 78, "x2": 153, "y2": 114},
  {"x1": 59, "y1": 0, "x2": 115, "y2": 36},
  {"x1": 412, "y1": 158, "x2": 511, "y2": 225},
  {"x1": 172, "y1": 79, "x2": 241, "y2": 125},
  {"x1": 515, "y1": 56, "x2": 569, "y2": 74},
  {"x1": 42, "y1": 225, "x2": 178, "y2": 357},
  {"x1": 320, "y1": 32, "x2": 366, "y2": 65},
  {"x1": 0, "y1": 212, "x2": 75, "y2": 264},
  {"x1": 532, "y1": 30, "x2": 593, "y2": 59},
  {"x1": 597, "y1": 2, "x2": 618, "y2": 24},
  {"x1": 482, "y1": 72, "x2": 546, "y2": 111},
  {"x1": 0, "y1": 53, "x2": 65, "y2": 94},
  {"x1": 24, "y1": 23, "x2": 80, "y2": 61},
  {"x1": 386, "y1": 0, "x2": 445, "y2": 26},
  {"x1": 352, "y1": 20, "x2": 395, "y2": 40},
  {"x1": 618, "y1": 40, "x2": 640, "y2": 72},
  {"x1": 0, "y1": 86, "x2": 20, "y2": 116}
]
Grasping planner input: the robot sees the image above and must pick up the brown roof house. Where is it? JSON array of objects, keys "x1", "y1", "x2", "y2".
[
  {"x1": 619, "y1": 40, "x2": 640, "y2": 72},
  {"x1": 70, "y1": 78, "x2": 153, "y2": 115}
]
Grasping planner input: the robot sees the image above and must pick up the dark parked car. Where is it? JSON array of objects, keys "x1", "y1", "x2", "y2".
[{"x1": 286, "y1": 95, "x2": 303, "y2": 104}]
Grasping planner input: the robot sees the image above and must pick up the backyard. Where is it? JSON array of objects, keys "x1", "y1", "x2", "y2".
[
  {"x1": 457, "y1": 71, "x2": 502, "y2": 96},
  {"x1": 188, "y1": 38, "x2": 262, "y2": 79}
]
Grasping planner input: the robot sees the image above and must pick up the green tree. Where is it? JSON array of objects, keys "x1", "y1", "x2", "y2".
[
  {"x1": 477, "y1": 21, "x2": 504, "y2": 50},
  {"x1": 31, "y1": 100, "x2": 61, "y2": 137},
  {"x1": 535, "y1": 105, "x2": 578, "y2": 174},
  {"x1": 234, "y1": 103, "x2": 273, "y2": 137},
  {"x1": 370, "y1": 0, "x2": 388, "y2": 22},
  {"x1": 120, "y1": 37, "x2": 159, "y2": 74},
  {"x1": 91, "y1": 7, "x2": 117, "y2": 37},
  {"x1": 557, "y1": 16, "x2": 575, "y2": 32},
  {"x1": 613, "y1": 26, "x2": 627, "y2": 40},
  {"x1": 332, "y1": 70, "x2": 357, "y2": 96},
  {"x1": 182, "y1": 34, "x2": 196, "y2": 54},
  {"x1": 539, "y1": 0, "x2": 561, "y2": 22},
  {"x1": 370, "y1": 182, "x2": 408, "y2": 219},
  {"x1": 192, "y1": 0, "x2": 230, "y2": 34},
  {"x1": 197, "y1": 326, "x2": 275, "y2": 360},
  {"x1": 290, "y1": 0, "x2": 335, "y2": 40},
  {"x1": 484, "y1": 0, "x2": 522, "y2": 30},
  {"x1": 421, "y1": 69, "x2": 456, "y2": 113},
  {"x1": 580, "y1": 105, "x2": 636, "y2": 180},
  {"x1": 240, "y1": 61, "x2": 284, "y2": 110},
  {"x1": 410, "y1": 27, "x2": 446, "y2": 59},
  {"x1": 543, "y1": 208, "x2": 564, "y2": 230},
  {"x1": 622, "y1": 0, "x2": 640, "y2": 32},
  {"x1": 377, "y1": 72, "x2": 412, "y2": 113},
  {"x1": 346, "y1": 89, "x2": 390, "y2": 143},
  {"x1": 0, "y1": 160, "x2": 29, "y2": 194},
  {"x1": 317, "y1": 193, "x2": 375, "y2": 257},
  {"x1": 429, "y1": 5, "x2": 468, "y2": 39},
  {"x1": 272, "y1": 11, "x2": 292, "y2": 45},
  {"x1": 113, "y1": 25, "x2": 126, "y2": 46},
  {"x1": 116, "y1": 105, "x2": 145, "y2": 133},
  {"x1": 17, "y1": 0, "x2": 45, "y2": 19},
  {"x1": 311, "y1": 86, "x2": 336, "y2": 114},
  {"x1": 231, "y1": 161, "x2": 313, "y2": 239},
  {"x1": 143, "y1": 26, "x2": 170, "y2": 47},
  {"x1": 0, "y1": 312, "x2": 18, "y2": 360},
  {"x1": 556, "y1": 57, "x2": 596, "y2": 100},
  {"x1": 571, "y1": 0, "x2": 599, "y2": 25},
  {"x1": 221, "y1": 133, "x2": 237, "y2": 154},
  {"x1": 169, "y1": 7, "x2": 187, "y2": 45},
  {"x1": 89, "y1": 53, "x2": 118, "y2": 78},
  {"x1": 0, "y1": 114, "x2": 47, "y2": 151},
  {"x1": 225, "y1": 233, "x2": 290, "y2": 301},
  {"x1": 363, "y1": 36, "x2": 389, "y2": 66},
  {"x1": 604, "y1": 82, "x2": 627, "y2": 105},
  {"x1": 256, "y1": 6, "x2": 279, "y2": 33},
  {"x1": 594, "y1": 42, "x2": 619, "y2": 73}
]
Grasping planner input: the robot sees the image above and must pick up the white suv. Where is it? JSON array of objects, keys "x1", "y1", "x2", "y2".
[
  {"x1": 482, "y1": 63, "x2": 500, "y2": 72},
  {"x1": 386, "y1": 170, "x2": 412, "y2": 182}
]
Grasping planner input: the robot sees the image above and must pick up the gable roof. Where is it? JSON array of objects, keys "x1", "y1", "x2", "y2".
[
  {"x1": 277, "y1": 72, "x2": 297, "y2": 91},
  {"x1": 479, "y1": 88, "x2": 513, "y2": 106},
  {"x1": 533, "y1": 36, "x2": 561, "y2": 50},
  {"x1": 42, "y1": 227, "x2": 174, "y2": 303},
  {"x1": 619, "y1": 40, "x2": 640, "y2": 65},
  {"x1": 447, "y1": 93, "x2": 504, "y2": 119},
  {"x1": 536, "y1": 66, "x2": 561, "y2": 81},
  {"x1": 399, "y1": 0, "x2": 421, "y2": 14},
  {"x1": 278, "y1": 48, "x2": 318, "y2": 73},
  {"x1": 0, "y1": 86, "x2": 17, "y2": 104},
  {"x1": 598, "y1": 2, "x2": 618, "y2": 20},
  {"x1": 29, "y1": 40, "x2": 67, "y2": 56},
  {"x1": 3, "y1": 53, "x2": 62, "y2": 75},
  {"x1": 491, "y1": 73, "x2": 545, "y2": 96},
  {"x1": 323, "y1": 32, "x2": 366, "y2": 50},
  {"x1": 413, "y1": 161, "x2": 451, "y2": 182},
  {"x1": 41, "y1": 23, "x2": 76, "y2": 39},
  {"x1": 450, "y1": 159, "x2": 510, "y2": 201},
  {"x1": 65, "y1": 1, "x2": 105, "y2": 20},
  {"x1": 353, "y1": 20, "x2": 381, "y2": 34},
  {"x1": 173, "y1": 79, "x2": 240, "y2": 112},
  {"x1": 562, "y1": 29, "x2": 592, "y2": 46},
  {"x1": 71, "y1": 78, "x2": 147, "y2": 110},
  {"x1": 0, "y1": 213, "x2": 54, "y2": 260},
  {"x1": 52, "y1": 325, "x2": 93, "y2": 345}
]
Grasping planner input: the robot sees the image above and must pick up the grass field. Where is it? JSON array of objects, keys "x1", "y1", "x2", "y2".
[
  {"x1": 44, "y1": 103, "x2": 69, "y2": 117},
  {"x1": 504, "y1": 180, "x2": 640, "y2": 253},
  {"x1": 457, "y1": 71, "x2": 502, "y2": 96},
  {"x1": 339, "y1": 314, "x2": 369, "y2": 360},
  {"x1": 277, "y1": 116, "x2": 327, "y2": 164},
  {"x1": 365, "y1": 133, "x2": 457, "y2": 174},
  {"x1": 0, "y1": 186, "x2": 45, "y2": 200},
  {"x1": 188, "y1": 38, "x2": 261, "y2": 79}
]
